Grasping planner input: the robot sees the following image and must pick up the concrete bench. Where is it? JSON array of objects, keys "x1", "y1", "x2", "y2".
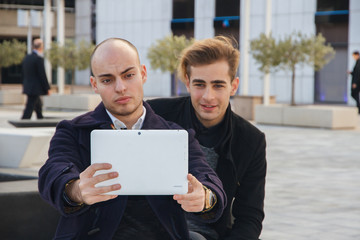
[
  {"x1": 8, "y1": 118, "x2": 62, "y2": 128},
  {"x1": 0, "y1": 128, "x2": 54, "y2": 168},
  {"x1": 0, "y1": 180, "x2": 59, "y2": 240},
  {"x1": 0, "y1": 90, "x2": 26, "y2": 105},
  {"x1": 231, "y1": 95, "x2": 276, "y2": 120},
  {"x1": 44, "y1": 93, "x2": 101, "y2": 111},
  {"x1": 255, "y1": 104, "x2": 358, "y2": 129}
]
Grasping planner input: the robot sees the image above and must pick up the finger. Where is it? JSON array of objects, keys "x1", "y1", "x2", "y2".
[
  {"x1": 188, "y1": 182, "x2": 194, "y2": 193},
  {"x1": 81, "y1": 184, "x2": 121, "y2": 205},
  {"x1": 176, "y1": 200, "x2": 204, "y2": 213},
  {"x1": 174, "y1": 192, "x2": 200, "y2": 202},
  {"x1": 93, "y1": 171, "x2": 119, "y2": 185},
  {"x1": 187, "y1": 174, "x2": 203, "y2": 190},
  {"x1": 94, "y1": 183, "x2": 121, "y2": 195},
  {"x1": 84, "y1": 194, "x2": 118, "y2": 205},
  {"x1": 82, "y1": 163, "x2": 112, "y2": 178}
]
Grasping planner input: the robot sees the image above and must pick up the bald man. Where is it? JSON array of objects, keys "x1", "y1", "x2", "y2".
[
  {"x1": 21, "y1": 38, "x2": 50, "y2": 119},
  {"x1": 38, "y1": 38, "x2": 226, "y2": 240}
]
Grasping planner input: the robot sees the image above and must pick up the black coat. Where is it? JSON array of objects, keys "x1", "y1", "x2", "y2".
[
  {"x1": 22, "y1": 51, "x2": 50, "y2": 95},
  {"x1": 351, "y1": 59, "x2": 360, "y2": 89},
  {"x1": 38, "y1": 102, "x2": 226, "y2": 240},
  {"x1": 148, "y1": 97, "x2": 266, "y2": 240}
]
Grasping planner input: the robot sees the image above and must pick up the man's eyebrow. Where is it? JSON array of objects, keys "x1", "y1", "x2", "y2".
[
  {"x1": 192, "y1": 79, "x2": 206, "y2": 83},
  {"x1": 211, "y1": 80, "x2": 227, "y2": 84},
  {"x1": 191, "y1": 79, "x2": 227, "y2": 84},
  {"x1": 97, "y1": 73, "x2": 113, "y2": 78},
  {"x1": 96, "y1": 67, "x2": 135, "y2": 78},
  {"x1": 120, "y1": 67, "x2": 135, "y2": 75}
]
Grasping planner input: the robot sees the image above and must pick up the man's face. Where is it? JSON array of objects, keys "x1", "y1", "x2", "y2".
[
  {"x1": 353, "y1": 54, "x2": 359, "y2": 61},
  {"x1": 186, "y1": 60, "x2": 239, "y2": 128},
  {"x1": 90, "y1": 41, "x2": 147, "y2": 125}
]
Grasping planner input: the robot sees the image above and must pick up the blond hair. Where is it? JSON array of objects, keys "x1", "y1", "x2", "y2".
[{"x1": 177, "y1": 36, "x2": 240, "y2": 83}]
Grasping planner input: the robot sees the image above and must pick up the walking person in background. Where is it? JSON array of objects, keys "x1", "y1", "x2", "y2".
[
  {"x1": 349, "y1": 51, "x2": 360, "y2": 114},
  {"x1": 148, "y1": 36, "x2": 267, "y2": 240},
  {"x1": 21, "y1": 38, "x2": 50, "y2": 119}
]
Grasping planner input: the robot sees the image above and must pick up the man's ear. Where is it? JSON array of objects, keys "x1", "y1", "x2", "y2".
[
  {"x1": 141, "y1": 65, "x2": 147, "y2": 84},
  {"x1": 230, "y1": 77, "x2": 239, "y2": 96},
  {"x1": 185, "y1": 74, "x2": 190, "y2": 93},
  {"x1": 90, "y1": 76, "x2": 98, "y2": 93}
]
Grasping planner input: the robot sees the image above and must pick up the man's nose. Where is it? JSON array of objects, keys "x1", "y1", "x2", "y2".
[
  {"x1": 115, "y1": 78, "x2": 126, "y2": 92},
  {"x1": 202, "y1": 87, "x2": 214, "y2": 100}
]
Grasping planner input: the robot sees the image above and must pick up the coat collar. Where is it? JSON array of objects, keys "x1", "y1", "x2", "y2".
[{"x1": 69, "y1": 101, "x2": 170, "y2": 130}]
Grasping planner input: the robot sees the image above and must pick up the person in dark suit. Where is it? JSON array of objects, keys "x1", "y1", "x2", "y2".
[
  {"x1": 21, "y1": 38, "x2": 50, "y2": 119},
  {"x1": 350, "y1": 51, "x2": 360, "y2": 114},
  {"x1": 148, "y1": 36, "x2": 267, "y2": 240}
]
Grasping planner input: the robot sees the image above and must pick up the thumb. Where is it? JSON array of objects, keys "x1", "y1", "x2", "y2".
[{"x1": 187, "y1": 174, "x2": 202, "y2": 190}]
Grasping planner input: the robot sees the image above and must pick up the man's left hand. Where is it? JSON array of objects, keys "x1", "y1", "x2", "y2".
[{"x1": 173, "y1": 174, "x2": 205, "y2": 212}]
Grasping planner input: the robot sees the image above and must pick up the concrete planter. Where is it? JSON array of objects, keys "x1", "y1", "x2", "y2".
[
  {"x1": 231, "y1": 95, "x2": 276, "y2": 120},
  {"x1": 44, "y1": 93, "x2": 101, "y2": 111},
  {"x1": 0, "y1": 90, "x2": 25, "y2": 105},
  {"x1": 0, "y1": 128, "x2": 54, "y2": 168},
  {"x1": 255, "y1": 104, "x2": 358, "y2": 129}
]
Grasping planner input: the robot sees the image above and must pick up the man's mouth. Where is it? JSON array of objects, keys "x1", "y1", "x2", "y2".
[
  {"x1": 115, "y1": 96, "x2": 131, "y2": 104},
  {"x1": 200, "y1": 104, "x2": 216, "y2": 110}
]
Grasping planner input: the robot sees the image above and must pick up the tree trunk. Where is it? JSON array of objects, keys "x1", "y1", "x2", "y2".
[
  {"x1": 0, "y1": 67, "x2": 2, "y2": 90},
  {"x1": 71, "y1": 70, "x2": 75, "y2": 94},
  {"x1": 175, "y1": 75, "x2": 179, "y2": 96},
  {"x1": 171, "y1": 72, "x2": 179, "y2": 96},
  {"x1": 291, "y1": 66, "x2": 296, "y2": 106}
]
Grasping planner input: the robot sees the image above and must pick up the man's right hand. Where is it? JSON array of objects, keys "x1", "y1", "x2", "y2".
[
  {"x1": 65, "y1": 163, "x2": 121, "y2": 205},
  {"x1": 353, "y1": 83, "x2": 357, "y2": 89}
]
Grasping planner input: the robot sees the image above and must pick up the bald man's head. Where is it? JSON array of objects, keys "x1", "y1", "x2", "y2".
[
  {"x1": 33, "y1": 38, "x2": 43, "y2": 50},
  {"x1": 90, "y1": 38, "x2": 140, "y2": 76}
]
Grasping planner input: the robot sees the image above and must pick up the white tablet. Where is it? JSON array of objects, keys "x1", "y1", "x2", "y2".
[{"x1": 91, "y1": 129, "x2": 188, "y2": 195}]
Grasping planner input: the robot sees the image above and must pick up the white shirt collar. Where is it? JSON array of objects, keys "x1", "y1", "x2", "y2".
[
  {"x1": 33, "y1": 49, "x2": 43, "y2": 57},
  {"x1": 106, "y1": 106, "x2": 146, "y2": 130}
]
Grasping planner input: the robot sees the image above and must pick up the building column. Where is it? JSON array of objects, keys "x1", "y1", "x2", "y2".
[
  {"x1": 348, "y1": 0, "x2": 360, "y2": 106},
  {"x1": 195, "y1": 0, "x2": 215, "y2": 39},
  {"x1": 43, "y1": 0, "x2": 52, "y2": 85},
  {"x1": 240, "y1": 0, "x2": 250, "y2": 95},
  {"x1": 263, "y1": 0, "x2": 272, "y2": 105},
  {"x1": 57, "y1": 0, "x2": 65, "y2": 95},
  {"x1": 75, "y1": 0, "x2": 92, "y2": 86}
]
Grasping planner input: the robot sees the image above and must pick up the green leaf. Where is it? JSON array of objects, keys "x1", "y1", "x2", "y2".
[
  {"x1": 0, "y1": 39, "x2": 27, "y2": 68},
  {"x1": 147, "y1": 34, "x2": 194, "y2": 74}
]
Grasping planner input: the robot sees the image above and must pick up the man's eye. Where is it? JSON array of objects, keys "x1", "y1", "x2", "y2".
[
  {"x1": 101, "y1": 79, "x2": 111, "y2": 83},
  {"x1": 124, "y1": 73, "x2": 135, "y2": 79},
  {"x1": 194, "y1": 83, "x2": 205, "y2": 87},
  {"x1": 214, "y1": 84, "x2": 224, "y2": 88}
]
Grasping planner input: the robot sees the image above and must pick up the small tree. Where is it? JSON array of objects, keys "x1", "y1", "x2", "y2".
[
  {"x1": 147, "y1": 34, "x2": 194, "y2": 96},
  {"x1": 0, "y1": 39, "x2": 27, "y2": 88},
  {"x1": 250, "y1": 32, "x2": 335, "y2": 105},
  {"x1": 249, "y1": 33, "x2": 279, "y2": 75},
  {"x1": 46, "y1": 39, "x2": 95, "y2": 93}
]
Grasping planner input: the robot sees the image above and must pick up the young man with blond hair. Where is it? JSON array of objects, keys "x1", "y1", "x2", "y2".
[{"x1": 148, "y1": 36, "x2": 267, "y2": 240}]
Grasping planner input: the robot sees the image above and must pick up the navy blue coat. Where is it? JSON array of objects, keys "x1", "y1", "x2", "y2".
[
  {"x1": 22, "y1": 51, "x2": 50, "y2": 95},
  {"x1": 38, "y1": 102, "x2": 226, "y2": 240}
]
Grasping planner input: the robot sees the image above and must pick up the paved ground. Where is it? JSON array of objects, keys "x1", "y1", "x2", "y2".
[
  {"x1": 1, "y1": 104, "x2": 360, "y2": 239},
  {"x1": 258, "y1": 122, "x2": 360, "y2": 240}
]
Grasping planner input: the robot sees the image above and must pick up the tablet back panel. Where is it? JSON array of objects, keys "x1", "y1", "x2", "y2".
[{"x1": 91, "y1": 129, "x2": 188, "y2": 195}]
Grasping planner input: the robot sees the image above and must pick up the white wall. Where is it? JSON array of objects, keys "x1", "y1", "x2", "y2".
[
  {"x1": 96, "y1": 0, "x2": 173, "y2": 97},
  {"x1": 348, "y1": 0, "x2": 360, "y2": 106},
  {"x1": 75, "y1": 0, "x2": 92, "y2": 86},
  {"x1": 195, "y1": 0, "x2": 215, "y2": 39},
  {"x1": 240, "y1": 0, "x2": 317, "y2": 104}
]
